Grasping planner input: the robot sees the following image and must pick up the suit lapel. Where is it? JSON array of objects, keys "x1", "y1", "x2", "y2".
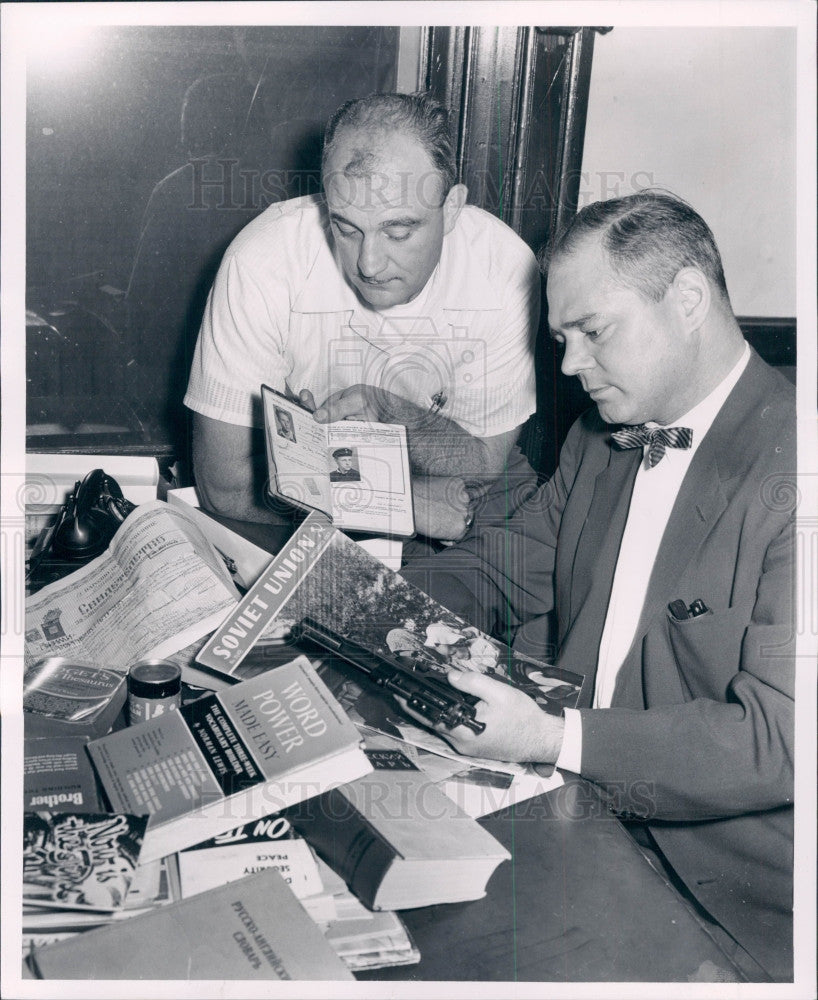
[
  {"x1": 567, "y1": 448, "x2": 640, "y2": 628},
  {"x1": 556, "y1": 349, "x2": 778, "y2": 706},
  {"x1": 556, "y1": 445, "x2": 640, "y2": 704}
]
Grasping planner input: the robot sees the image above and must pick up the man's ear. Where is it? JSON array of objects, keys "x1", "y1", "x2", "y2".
[
  {"x1": 442, "y1": 183, "x2": 468, "y2": 234},
  {"x1": 672, "y1": 266, "x2": 711, "y2": 333}
]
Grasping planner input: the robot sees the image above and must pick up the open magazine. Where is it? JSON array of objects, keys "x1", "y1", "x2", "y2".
[
  {"x1": 196, "y1": 512, "x2": 583, "y2": 775},
  {"x1": 261, "y1": 384, "x2": 415, "y2": 538}
]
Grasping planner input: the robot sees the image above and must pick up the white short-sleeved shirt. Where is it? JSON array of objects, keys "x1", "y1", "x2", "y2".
[{"x1": 184, "y1": 194, "x2": 539, "y2": 438}]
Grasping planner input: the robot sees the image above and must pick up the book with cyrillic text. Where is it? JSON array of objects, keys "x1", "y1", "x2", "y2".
[
  {"x1": 29, "y1": 866, "x2": 353, "y2": 980},
  {"x1": 86, "y1": 656, "x2": 371, "y2": 863}
]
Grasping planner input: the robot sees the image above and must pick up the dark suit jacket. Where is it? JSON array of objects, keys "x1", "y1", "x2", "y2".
[{"x1": 403, "y1": 349, "x2": 796, "y2": 980}]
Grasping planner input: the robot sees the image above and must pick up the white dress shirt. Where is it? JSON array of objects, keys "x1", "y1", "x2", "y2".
[{"x1": 556, "y1": 343, "x2": 751, "y2": 773}]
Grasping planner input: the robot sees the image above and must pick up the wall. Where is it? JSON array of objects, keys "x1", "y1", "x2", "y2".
[{"x1": 580, "y1": 27, "x2": 796, "y2": 317}]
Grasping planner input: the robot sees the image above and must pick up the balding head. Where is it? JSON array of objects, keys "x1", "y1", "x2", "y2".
[
  {"x1": 322, "y1": 92, "x2": 457, "y2": 198},
  {"x1": 320, "y1": 94, "x2": 467, "y2": 308}
]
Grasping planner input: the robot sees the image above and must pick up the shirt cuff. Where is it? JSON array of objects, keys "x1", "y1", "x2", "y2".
[{"x1": 554, "y1": 707, "x2": 582, "y2": 774}]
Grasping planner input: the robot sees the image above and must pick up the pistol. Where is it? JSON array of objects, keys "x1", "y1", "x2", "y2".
[{"x1": 293, "y1": 617, "x2": 485, "y2": 734}]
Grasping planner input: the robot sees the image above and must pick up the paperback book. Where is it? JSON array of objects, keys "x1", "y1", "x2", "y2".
[
  {"x1": 86, "y1": 655, "x2": 371, "y2": 862},
  {"x1": 24, "y1": 736, "x2": 104, "y2": 813},
  {"x1": 262, "y1": 383, "x2": 414, "y2": 537},
  {"x1": 177, "y1": 812, "x2": 324, "y2": 905}
]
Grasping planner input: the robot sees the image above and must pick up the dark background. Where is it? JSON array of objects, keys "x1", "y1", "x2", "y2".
[{"x1": 26, "y1": 26, "x2": 400, "y2": 466}]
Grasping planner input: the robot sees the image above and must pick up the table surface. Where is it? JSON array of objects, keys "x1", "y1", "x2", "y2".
[
  {"x1": 358, "y1": 779, "x2": 744, "y2": 983},
  {"x1": 22, "y1": 511, "x2": 746, "y2": 984}
]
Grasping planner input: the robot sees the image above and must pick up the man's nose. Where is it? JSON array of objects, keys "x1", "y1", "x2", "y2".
[
  {"x1": 357, "y1": 235, "x2": 388, "y2": 278},
  {"x1": 561, "y1": 337, "x2": 595, "y2": 378}
]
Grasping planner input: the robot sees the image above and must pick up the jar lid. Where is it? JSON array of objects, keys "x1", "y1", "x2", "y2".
[{"x1": 128, "y1": 659, "x2": 181, "y2": 699}]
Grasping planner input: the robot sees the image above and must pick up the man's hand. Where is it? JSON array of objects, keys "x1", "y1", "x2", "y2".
[
  {"x1": 412, "y1": 476, "x2": 474, "y2": 541},
  {"x1": 402, "y1": 670, "x2": 565, "y2": 764},
  {"x1": 311, "y1": 384, "x2": 415, "y2": 426}
]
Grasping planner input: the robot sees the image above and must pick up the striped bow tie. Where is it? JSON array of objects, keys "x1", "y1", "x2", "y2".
[{"x1": 610, "y1": 425, "x2": 693, "y2": 468}]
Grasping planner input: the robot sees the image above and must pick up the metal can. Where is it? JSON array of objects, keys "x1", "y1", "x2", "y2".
[{"x1": 127, "y1": 659, "x2": 182, "y2": 725}]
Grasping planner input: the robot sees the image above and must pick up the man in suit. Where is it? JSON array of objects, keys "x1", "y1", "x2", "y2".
[{"x1": 402, "y1": 191, "x2": 795, "y2": 981}]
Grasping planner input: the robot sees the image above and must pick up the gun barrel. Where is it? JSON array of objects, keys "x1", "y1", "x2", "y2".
[{"x1": 294, "y1": 618, "x2": 485, "y2": 734}]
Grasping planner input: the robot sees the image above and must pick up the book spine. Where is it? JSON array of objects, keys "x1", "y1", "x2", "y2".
[{"x1": 287, "y1": 788, "x2": 396, "y2": 911}]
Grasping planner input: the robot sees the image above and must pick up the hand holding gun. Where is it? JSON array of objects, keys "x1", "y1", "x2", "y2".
[{"x1": 292, "y1": 617, "x2": 485, "y2": 734}]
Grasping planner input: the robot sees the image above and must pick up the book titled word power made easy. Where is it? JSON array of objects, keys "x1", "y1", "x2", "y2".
[{"x1": 87, "y1": 656, "x2": 371, "y2": 862}]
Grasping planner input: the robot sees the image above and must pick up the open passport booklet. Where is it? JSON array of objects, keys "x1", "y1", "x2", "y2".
[{"x1": 262, "y1": 384, "x2": 414, "y2": 538}]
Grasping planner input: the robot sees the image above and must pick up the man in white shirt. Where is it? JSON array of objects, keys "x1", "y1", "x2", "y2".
[
  {"x1": 184, "y1": 93, "x2": 539, "y2": 541},
  {"x1": 402, "y1": 191, "x2": 795, "y2": 980}
]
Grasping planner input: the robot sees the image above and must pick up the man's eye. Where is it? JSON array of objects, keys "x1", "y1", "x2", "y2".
[
  {"x1": 385, "y1": 227, "x2": 411, "y2": 241},
  {"x1": 583, "y1": 328, "x2": 602, "y2": 340},
  {"x1": 334, "y1": 223, "x2": 358, "y2": 238}
]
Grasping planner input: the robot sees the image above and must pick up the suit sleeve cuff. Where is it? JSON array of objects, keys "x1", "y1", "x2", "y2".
[{"x1": 554, "y1": 707, "x2": 582, "y2": 774}]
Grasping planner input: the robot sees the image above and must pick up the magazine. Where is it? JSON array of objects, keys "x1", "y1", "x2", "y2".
[
  {"x1": 196, "y1": 513, "x2": 583, "y2": 775},
  {"x1": 23, "y1": 812, "x2": 148, "y2": 912}
]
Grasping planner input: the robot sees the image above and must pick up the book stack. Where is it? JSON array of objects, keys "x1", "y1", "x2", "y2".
[
  {"x1": 23, "y1": 808, "x2": 421, "y2": 976},
  {"x1": 21, "y1": 506, "x2": 566, "y2": 980},
  {"x1": 174, "y1": 812, "x2": 419, "y2": 972},
  {"x1": 176, "y1": 812, "x2": 337, "y2": 927},
  {"x1": 315, "y1": 859, "x2": 420, "y2": 971},
  {"x1": 23, "y1": 855, "x2": 178, "y2": 959}
]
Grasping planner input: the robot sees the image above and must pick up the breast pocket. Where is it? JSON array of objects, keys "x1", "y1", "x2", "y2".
[{"x1": 666, "y1": 604, "x2": 748, "y2": 701}]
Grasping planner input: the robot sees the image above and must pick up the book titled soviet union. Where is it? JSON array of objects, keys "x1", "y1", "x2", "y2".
[{"x1": 87, "y1": 656, "x2": 371, "y2": 863}]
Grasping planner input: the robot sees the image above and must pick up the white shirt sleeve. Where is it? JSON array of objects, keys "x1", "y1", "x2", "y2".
[
  {"x1": 184, "y1": 252, "x2": 291, "y2": 427},
  {"x1": 554, "y1": 707, "x2": 583, "y2": 774}
]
